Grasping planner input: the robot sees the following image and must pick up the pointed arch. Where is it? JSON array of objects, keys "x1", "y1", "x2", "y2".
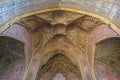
[{"x1": 24, "y1": 34, "x2": 94, "y2": 80}]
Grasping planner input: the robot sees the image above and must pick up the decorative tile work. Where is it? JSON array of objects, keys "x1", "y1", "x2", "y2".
[
  {"x1": 95, "y1": 60, "x2": 120, "y2": 80},
  {"x1": 3, "y1": 24, "x2": 32, "y2": 63},
  {"x1": 95, "y1": 37, "x2": 120, "y2": 73},
  {"x1": 0, "y1": 36, "x2": 25, "y2": 80}
]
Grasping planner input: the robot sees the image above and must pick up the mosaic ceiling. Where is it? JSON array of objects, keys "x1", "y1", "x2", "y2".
[{"x1": 95, "y1": 37, "x2": 120, "y2": 73}]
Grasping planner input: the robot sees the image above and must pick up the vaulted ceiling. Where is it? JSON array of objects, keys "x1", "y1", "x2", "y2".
[
  {"x1": 0, "y1": 0, "x2": 120, "y2": 80},
  {"x1": 95, "y1": 37, "x2": 120, "y2": 73},
  {"x1": 14, "y1": 10, "x2": 104, "y2": 56},
  {"x1": 0, "y1": 36, "x2": 25, "y2": 76}
]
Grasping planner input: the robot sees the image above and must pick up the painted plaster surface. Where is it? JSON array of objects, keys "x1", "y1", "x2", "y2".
[
  {"x1": 88, "y1": 24, "x2": 119, "y2": 66},
  {"x1": 0, "y1": 59, "x2": 25, "y2": 80}
]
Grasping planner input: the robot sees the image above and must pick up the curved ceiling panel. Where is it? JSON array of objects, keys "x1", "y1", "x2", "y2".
[
  {"x1": 0, "y1": 36, "x2": 25, "y2": 74},
  {"x1": 95, "y1": 37, "x2": 120, "y2": 73}
]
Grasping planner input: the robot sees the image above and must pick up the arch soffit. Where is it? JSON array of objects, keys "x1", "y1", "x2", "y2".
[
  {"x1": 95, "y1": 36, "x2": 120, "y2": 45},
  {"x1": 0, "y1": 24, "x2": 32, "y2": 68},
  {"x1": 0, "y1": 34, "x2": 25, "y2": 43},
  {"x1": 0, "y1": 24, "x2": 31, "y2": 43},
  {"x1": 0, "y1": 7, "x2": 120, "y2": 34}
]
